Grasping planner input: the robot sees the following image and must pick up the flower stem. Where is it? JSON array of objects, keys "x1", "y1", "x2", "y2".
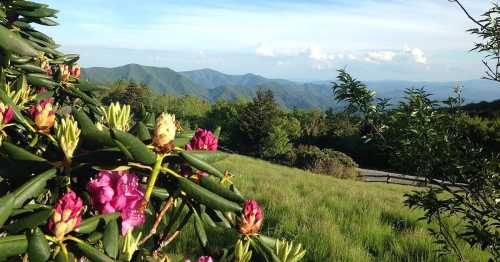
[{"x1": 143, "y1": 154, "x2": 166, "y2": 209}]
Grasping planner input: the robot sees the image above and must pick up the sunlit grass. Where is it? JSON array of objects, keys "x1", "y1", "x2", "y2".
[{"x1": 168, "y1": 154, "x2": 488, "y2": 261}]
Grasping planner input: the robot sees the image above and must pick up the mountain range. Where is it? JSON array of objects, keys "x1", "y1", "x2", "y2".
[{"x1": 81, "y1": 64, "x2": 500, "y2": 109}]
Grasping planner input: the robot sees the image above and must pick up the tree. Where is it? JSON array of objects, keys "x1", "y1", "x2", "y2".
[
  {"x1": 332, "y1": 70, "x2": 500, "y2": 260},
  {"x1": 239, "y1": 89, "x2": 283, "y2": 156}
]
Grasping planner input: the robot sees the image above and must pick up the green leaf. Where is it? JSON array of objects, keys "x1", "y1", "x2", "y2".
[
  {"x1": 87, "y1": 231, "x2": 104, "y2": 244},
  {"x1": 0, "y1": 25, "x2": 38, "y2": 57},
  {"x1": 180, "y1": 151, "x2": 225, "y2": 178},
  {"x1": 103, "y1": 219, "x2": 119, "y2": 259},
  {"x1": 2, "y1": 141, "x2": 48, "y2": 163},
  {"x1": 72, "y1": 110, "x2": 95, "y2": 131},
  {"x1": 199, "y1": 176, "x2": 245, "y2": 203},
  {"x1": 76, "y1": 80, "x2": 107, "y2": 92},
  {"x1": 83, "y1": 130, "x2": 116, "y2": 148},
  {"x1": 30, "y1": 17, "x2": 59, "y2": 26},
  {"x1": 113, "y1": 138, "x2": 134, "y2": 161},
  {"x1": 187, "y1": 150, "x2": 229, "y2": 163},
  {"x1": 251, "y1": 236, "x2": 281, "y2": 262},
  {"x1": 205, "y1": 209, "x2": 231, "y2": 229},
  {"x1": 74, "y1": 240, "x2": 115, "y2": 262},
  {"x1": 151, "y1": 186, "x2": 170, "y2": 200},
  {"x1": 16, "y1": 7, "x2": 58, "y2": 18},
  {"x1": 5, "y1": 207, "x2": 53, "y2": 234},
  {"x1": 213, "y1": 126, "x2": 221, "y2": 139},
  {"x1": 34, "y1": 90, "x2": 54, "y2": 102},
  {"x1": 193, "y1": 210, "x2": 208, "y2": 248},
  {"x1": 26, "y1": 31, "x2": 55, "y2": 45},
  {"x1": 0, "y1": 193, "x2": 15, "y2": 228},
  {"x1": 177, "y1": 177, "x2": 242, "y2": 212},
  {"x1": 13, "y1": 168, "x2": 57, "y2": 208},
  {"x1": 66, "y1": 85, "x2": 100, "y2": 106},
  {"x1": 257, "y1": 235, "x2": 278, "y2": 249},
  {"x1": 26, "y1": 74, "x2": 58, "y2": 88},
  {"x1": 14, "y1": 63, "x2": 46, "y2": 74},
  {"x1": 11, "y1": 204, "x2": 48, "y2": 216},
  {"x1": 54, "y1": 250, "x2": 76, "y2": 262},
  {"x1": 133, "y1": 121, "x2": 151, "y2": 141},
  {"x1": 0, "y1": 235, "x2": 28, "y2": 259},
  {"x1": 28, "y1": 227, "x2": 50, "y2": 262},
  {"x1": 76, "y1": 212, "x2": 120, "y2": 234},
  {"x1": 0, "y1": 87, "x2": 34, "y2": 129},
  {"x1": 10, "y1": 54, "x2": 32, "y2": 64},
  {"x1": 73, "y1": 148, "x2": 124, "y2": 165},
  {"x1": 61, "y1": 54, "x2": 79, "y2": 64},
  {"x1": 12, "y1": 1, "x2": 48, "y2": 9},
  {"x1": 200, "y1": 210, "x2": 217, "y2": 228},
  {"x1": 111, "y1": 128, "x2": 156, "y2": 165}
]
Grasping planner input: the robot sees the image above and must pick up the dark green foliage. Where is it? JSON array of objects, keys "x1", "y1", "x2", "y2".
[
  {"x1": 238, "y1": 89, "x2": 283, "y2": 157},
  {"x1": 288, "y1": 145, "x2": 358, "y2": 179},
  {"x1": 332, "y1": 69, "x2": 500, "y2": 260}
]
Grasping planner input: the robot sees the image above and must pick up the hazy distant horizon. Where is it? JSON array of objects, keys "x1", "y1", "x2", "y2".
[{"x1": 79, "y1": 59, "x2": 494, "y2": 84}]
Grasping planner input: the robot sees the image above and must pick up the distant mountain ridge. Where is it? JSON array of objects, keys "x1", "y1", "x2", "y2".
[{"x1": 81, "y1": 64, "x2": 500, "y2": 109}]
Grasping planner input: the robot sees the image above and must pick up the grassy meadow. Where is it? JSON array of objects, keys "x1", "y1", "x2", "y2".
[{"x1": 167, "y1": 154, "x2": 488, "y2": 261}]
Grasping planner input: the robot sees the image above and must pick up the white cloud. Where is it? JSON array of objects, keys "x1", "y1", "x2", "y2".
[
  {"x1": 366, "y1": 51, "x2": 396, "y2": 63},
  {"x1": 404, "y1": 46, "x2": 427, "y2": 64},
  {"x1": 256, "y1": 43, "x2": 275, "y2": 57},
  {"x1": 308, "y1": 45, "x2": 333, "y2": 62}
]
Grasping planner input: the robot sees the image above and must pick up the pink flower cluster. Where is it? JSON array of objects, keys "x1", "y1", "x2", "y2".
[
  {"x1": 87, "y1": 170, "x2": 145, "y2": 235},
  {"x1": 184, "y1": 256, "x2": 213, "y2": 262},
  {"x1": 48, "y1": 191, "x2": 84, "y2": 240},
  {"x1": 186, "y1": 128, "x2": 218, "y2": 151},
  {"x1": 239, "y1": 199, "x2": 263, "y2": 235}
]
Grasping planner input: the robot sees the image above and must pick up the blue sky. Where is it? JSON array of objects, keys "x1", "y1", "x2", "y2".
[{"x1": 41, "y1": 0, "x2": 492, "y2": 81}]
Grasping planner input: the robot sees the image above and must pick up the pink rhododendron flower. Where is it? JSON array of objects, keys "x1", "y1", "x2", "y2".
[
  {"x1": 70, "y1": 64, "x2": 80, "y2": 78},
  {"x1": 87, "y1": 170, "x2": 145, "y2": 235},
  {"x1": 239, "y1": 200, "x2": 263, "y2": 235},
  {"x1": 59, "y1": 64, "x2": 70, "y2": 81},
  {"x1": 186, "y1": 128, "x2": 218, "y2": 151},
  {"x1": 48, "y1": 191, "x2": 84, "y2": 240},
  {"x1": 41, "y1": 60, "x2": 52, "y2": 76},
  {"x1": 0, "y1": 103, "x2": 13, "y2": 125},
  {"x1": 30, "y1": 98, "x2": 56, "y2": 133},
  {"x1": 198, "y1": 256, "x2": 213, "y2": 262},
  {"x1": 36, "y1": 87, "x2": 48, "y2": 94}
]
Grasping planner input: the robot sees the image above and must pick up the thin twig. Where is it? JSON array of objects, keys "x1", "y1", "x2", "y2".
[
  {"x1": 154, "y1": 209, "x2": 193, "y2": 253},
  {"x1": 449, "y1": 0, "x2": 485, "y2": 29},
  {"x1": 139, "y1": 196, "x2": 175, "y2": 246}
]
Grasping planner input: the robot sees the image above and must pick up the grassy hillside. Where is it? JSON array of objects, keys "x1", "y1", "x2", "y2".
[{"x1": 168, "y1": 154, "x2": 488, "y2": 261}]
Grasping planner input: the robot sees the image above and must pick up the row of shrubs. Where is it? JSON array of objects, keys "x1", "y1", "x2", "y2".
[{"x1": 284, "y1": 145, "x2": 359, "y2": 179}]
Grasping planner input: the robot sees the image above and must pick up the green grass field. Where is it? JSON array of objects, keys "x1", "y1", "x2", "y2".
[{"x1": 167, "y1": 154, "x2": 488, "y2": 261}]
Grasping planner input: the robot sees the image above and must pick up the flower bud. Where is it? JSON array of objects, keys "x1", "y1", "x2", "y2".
[
  {"x1": 235, "y1": 239, "x2": 252, "y2": 262},
  {"x1": 121, "y1": 230, "x2": 142, "y2": 261},
  {"x1": 185, "y1": 128, "x2": 218, "y2": 151},
  {"x1": 58, "y1": 64, "x2": 70, "y2": 82},
  {"x1": 153, "y1": 112, "x2": 176, "y2": 153},
  {"x1": 0, "y1": 103, "x2": 13, "y2": 125},
  {"x1": 197, "y1": 256, "x2": 213, "y2": 262},
  {"x1": 55, "y1": 116, "x2": 81, "y2": 160},
  {"x1": 30, "y1": 98, "x2": 56, "y2": 134},
  {"x1": 99, "y1": 102, "x2": 131, "y2": 131},
  {"x1": 70, "y1": 64, "x2": 80, "y2": 78},
  {"x1": 48, "y1": 191, "x2": 84, "y2": 241},
  {"x1": 41, "y1": 60, "x2": 53, "y2": 76},
  {"x1": 239, "y1": 200, "x2": 263, "y2": 235}
]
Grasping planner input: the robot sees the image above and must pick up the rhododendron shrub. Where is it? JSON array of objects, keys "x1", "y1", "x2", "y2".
[{"x1": 0, "y1": 1, "x2": 304, "y2": 261}]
